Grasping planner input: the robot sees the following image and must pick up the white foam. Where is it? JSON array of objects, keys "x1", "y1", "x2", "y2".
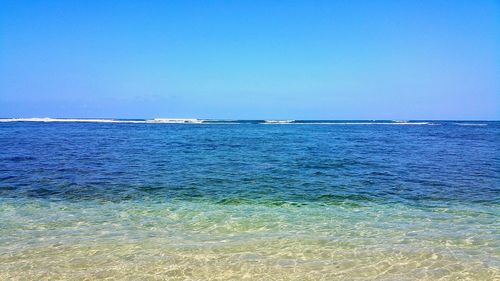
[
  {"x1": 0, "y1": 118, "x2": 144, "y2": 123},
  {"x1": 146, "y1": 118, "x2": 204, "y2": 124},
  {"x1": 290, "y1": 122, "x2": 430, "y2": 125},
  {"x1": 0, "y1": 118, "x2": 212, "y2": 124},
  {"x1": 455, "y1": 123, "x2": 487, "y2": 126},
  {"x1": 264, "y1": 120, "x2": 295, "y2": 124}
]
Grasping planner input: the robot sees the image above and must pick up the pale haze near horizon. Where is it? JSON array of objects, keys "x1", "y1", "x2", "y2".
[{"x1": 0, "y1": 1, "x2": 498, "y2": 120}]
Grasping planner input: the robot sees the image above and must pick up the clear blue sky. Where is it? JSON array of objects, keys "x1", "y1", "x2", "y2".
[{"x1": 1, "y1": 0, "x2": 498, "y2": 119}]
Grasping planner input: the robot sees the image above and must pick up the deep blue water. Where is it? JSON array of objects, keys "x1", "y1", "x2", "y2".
[{"x1": 1, "y1": 121, "x2": 498, "y2": 205}]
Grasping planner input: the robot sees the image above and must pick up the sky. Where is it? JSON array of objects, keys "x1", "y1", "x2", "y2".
[{"x1": 0, "y1": 0, "x2": 498, "y2": 120}]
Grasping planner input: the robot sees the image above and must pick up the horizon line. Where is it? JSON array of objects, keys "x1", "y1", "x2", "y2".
[{"x1": 0, "y1": 117, "x2": 498, "y2": 122}]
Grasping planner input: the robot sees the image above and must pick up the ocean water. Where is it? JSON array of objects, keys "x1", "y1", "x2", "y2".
[{"x1": 0, "y1": 120, "x2": 498, "y2": 280}]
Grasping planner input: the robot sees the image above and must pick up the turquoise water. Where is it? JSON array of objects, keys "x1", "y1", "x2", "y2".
[{"x1": 0, "y1": 121, "x2": 498, "y2": 280}]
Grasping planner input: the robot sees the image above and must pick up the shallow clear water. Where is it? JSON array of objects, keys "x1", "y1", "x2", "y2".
[{"x1": 0, "y1": 121, "x2": 498, "y2": 280}]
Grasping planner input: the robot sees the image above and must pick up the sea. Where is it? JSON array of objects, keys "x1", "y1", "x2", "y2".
[{"x1": 0, "y1": 119, "x2": 498, "y2": 280}]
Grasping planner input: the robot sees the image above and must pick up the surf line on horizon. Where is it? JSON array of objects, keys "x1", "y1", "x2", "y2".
[
  {"x1": 0, "y1": 118, "x2": 446, "y2": 125},
  {"x1": 263, "y1": 120, "x2": 432, "y2": 125},
  {"x1": 0, "y1": 118, "x2": 207, "y2": 124}
]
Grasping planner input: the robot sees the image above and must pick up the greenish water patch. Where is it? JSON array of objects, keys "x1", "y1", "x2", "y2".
[{"x1": 0, "y1": 197, "x2": 498, "y2": 280}]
